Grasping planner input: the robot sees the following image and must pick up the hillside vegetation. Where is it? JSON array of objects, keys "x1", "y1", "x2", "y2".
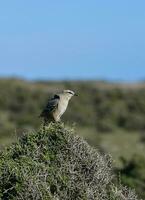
[
  {"x1": 1, "y1": 78, "x2": 145, "y2": 138},
  {"x1": 0, "y1": 123, "x2": 139, "y2": 200},
  {"x1": 0, "y1": 78, "x2": 145, "y2": 198}
]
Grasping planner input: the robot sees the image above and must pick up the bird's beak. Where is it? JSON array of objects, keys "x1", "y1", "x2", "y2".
[{"x1": 74, "y1": 93, "x2": 78, "y2": 96}]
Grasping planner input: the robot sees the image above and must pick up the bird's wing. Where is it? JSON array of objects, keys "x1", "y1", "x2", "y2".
[{"x1": 40, "y1": 95, "x2": 60, "y2": 117}]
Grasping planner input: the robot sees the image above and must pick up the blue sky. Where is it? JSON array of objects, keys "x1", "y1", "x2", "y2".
[{"x1": 0, "y1": 0, "x2": 145, "y2": 82}]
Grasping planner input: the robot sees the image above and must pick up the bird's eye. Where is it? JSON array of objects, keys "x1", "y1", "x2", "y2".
[{"x1": 68, "y1": 92, "x2": 73, "y2": 95}]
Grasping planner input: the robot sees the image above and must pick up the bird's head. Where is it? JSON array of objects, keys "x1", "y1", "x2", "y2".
[{"x1": 62, "y1": 90, "x2": 78, "y2": 100}]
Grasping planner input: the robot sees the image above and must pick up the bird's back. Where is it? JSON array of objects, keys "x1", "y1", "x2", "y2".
[{"x1": 40, "y1": 95, "x2": 60, "y2": 122}]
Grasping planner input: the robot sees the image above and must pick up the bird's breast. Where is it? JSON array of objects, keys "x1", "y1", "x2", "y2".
[{"x1": 57, "y1": 99, "x2": 69, "y2": 116}]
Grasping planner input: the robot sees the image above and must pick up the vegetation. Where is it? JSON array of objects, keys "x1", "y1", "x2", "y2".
[
  {"x1": 0, "y1": 123, "x2": 139, "y2": 200},
  {"x1": 118, "y1": 155, "x2": 145, "y2": 199},
  {"x1": 0, "y1": 78, "x2": 145, "y2": 198},
  {"x1": 1, "y1": 79, "x2": 145, "y2": 138}
]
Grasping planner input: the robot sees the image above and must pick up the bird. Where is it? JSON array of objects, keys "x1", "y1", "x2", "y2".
[{"x1": 40, "y1": 90, "x2": 78, "y2": 126}]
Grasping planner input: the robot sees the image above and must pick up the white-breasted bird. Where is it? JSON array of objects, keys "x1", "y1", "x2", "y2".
[{"x1": 40, "y1": 90, "x2": 78, "y2": 124}]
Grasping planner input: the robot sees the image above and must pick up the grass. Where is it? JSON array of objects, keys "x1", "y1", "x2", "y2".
[
  {"x1": 77, "y1": 126, "x2": 100, "y2": 147},
  {"x1": 0, "y1": 134, "x2": 17, "y2": 149},
  {"x1": 99, "y1": 130, "x2": 145, "y2": 167}
]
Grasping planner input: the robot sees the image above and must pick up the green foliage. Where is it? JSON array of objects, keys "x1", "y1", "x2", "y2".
[
  {"x1": 1, "y1": 79, "x2": 145, "y2": 137},
  {"x1": 0, "y1": 79, "x2": 145, "y2": 198},
  {"x1": 95, "y1": 88, "x2": 145, "y2": 132},
  {"x1": 118, "y1": 155, "x2": 145, "y2": 199},
  {"x1": 0, "y1": 123, "x2": 139, "y2": 200}
]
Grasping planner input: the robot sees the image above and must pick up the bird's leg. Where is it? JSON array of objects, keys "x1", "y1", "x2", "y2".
[
  {"x1": 42, "y1": 119, "x2": 47, "y2": 133},
  {"x1": 57, "y1": 119, "x2": 62, "y2": 124},
  {"x1": 55, "y1": 119, "x2": 63, "y2": 127}
]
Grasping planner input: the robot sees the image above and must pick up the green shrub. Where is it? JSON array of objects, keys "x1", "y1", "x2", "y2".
[
  {"x1": 0, "y1": 123, "x2": 139, "y2": 200},
  {"x1": 118, "y1": 155, "x2": 145, "y2": 199}
]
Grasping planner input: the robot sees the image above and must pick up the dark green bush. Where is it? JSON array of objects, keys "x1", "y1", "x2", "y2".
[{"x1": 118, "y1": 155, "x2": 145, "y2": 199}]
